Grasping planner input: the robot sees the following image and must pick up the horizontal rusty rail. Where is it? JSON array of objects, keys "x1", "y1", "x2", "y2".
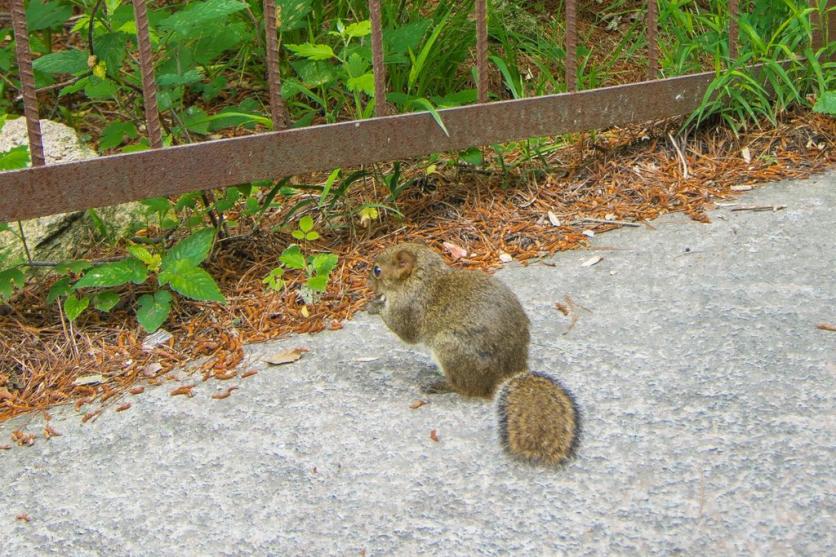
[{"x1": 0, "y1": 71, "x2": 716, "y2": 222}]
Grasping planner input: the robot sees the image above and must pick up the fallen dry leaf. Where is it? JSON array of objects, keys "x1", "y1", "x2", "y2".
[
  {"x1": 142, "y1": 363, "x2": 163, "y2": 377},
  {"x1": 581, "y1": 256, "x2": 603, "y2": 267},
  {"x1": 300, "y1": 305, "x2": 310, "y2": 318},
  {"x1": 410, "y1": 400, "x2": 429, "y2": 410},
  {"x1": 329, "y1": 320, "x2": 343, "y2": 330},
  {"x1": 442, "y1": 241, "x2": 467, "y2": 261},
  {"x1": 214, "y1": 369, "x2": 238, "y2": 381},
  {"x1": 212, "y1": 386, "x2": 239, "y2": 400},
  {"x1": 170, "y1": 385, "x2": 196, "y2": 397},
  {"x1": 554, "y1": 302, "x2": 570, "y2": 316},
  {"x1": 499, "y1": 251, "x2": 513, "y2": 263},
  {"x1": 16, "y1": 513, "x2": 30, "y2": 523},
  {"x1": 129, "y1": 386, "x2": 144, "y2": 395},
  {"x1": 241, "y1": 370, "x2": 258, "y2": 378},
  {"x1": 547, "y1": 211, "x2": 561, "y2": 227},
  {"x1": 115, "y1": 403, "x2": 131, "y2": 412},
  {"x1": 264, "y1": 347, "x2": 309, "y2": 365},
  {"x1": 816, "y1": 322, "x2": 836, "y2": 332},
  {"x1": 11, "y1": 430, "x2": 35, "y2": 447},
  {"x1": 430, "y1": 429, "x2": 440, "y2": 442},
  {"x1": 731, "y1": 184, "x2": 753, "y2": 191},
  {"x1": 582, "y1": 229, "x2": 595, "y2": 238},
  {"x1": 0, "y1": 445, "x2": 11, "y2": 450},
  {"x1": 43, "y1": 425, "x2": 61, "y2": 439},
  {"x1": 142, "y1": 329, "x2": 173, "y2": 351},
  {"x1": 72, "y1": 374, "x2": 104, "y2": 386},
  {"x1": 741, "y1": 146, "x2": 752, "y2": 164}
]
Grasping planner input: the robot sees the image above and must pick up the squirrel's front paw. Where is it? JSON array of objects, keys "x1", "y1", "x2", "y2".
[{"x1": 420, "y1": 379, "x2": 455, "y2": 395}]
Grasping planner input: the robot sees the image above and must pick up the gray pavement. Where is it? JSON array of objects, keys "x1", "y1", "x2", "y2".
[{"x1": 1, "y1": 170, "x2": 834, "y2": 556}]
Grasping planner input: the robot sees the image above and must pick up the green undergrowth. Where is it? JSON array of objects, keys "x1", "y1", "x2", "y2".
[{"x1": 0, "y1": 0, "x2": 833, "y2": 334}]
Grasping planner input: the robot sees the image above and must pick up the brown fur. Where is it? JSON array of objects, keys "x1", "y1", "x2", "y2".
[{"x1": 369, "y1": 242, "x2": 579, "y2": 464}]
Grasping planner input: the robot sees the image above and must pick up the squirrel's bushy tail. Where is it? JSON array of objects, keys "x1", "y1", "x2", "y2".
[{"x1": 496, "y1": 372, "x2": 580, "y2": 465}]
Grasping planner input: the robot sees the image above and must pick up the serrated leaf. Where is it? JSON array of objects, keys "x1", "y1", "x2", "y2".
[
  {"x1": 285, "y1": 43, "x2": 336, "y2": 61},
  {"x1": 55, "y1": 260, "x2": 92, "y2": 275},
  {"x1": 0, "y1": 146, "x2": 30, "y2": 171},
  {"x1": 84, "y1": 75, "x2": 119, "y2": 100},
  {"x1": 32, "y1": 49, "x2": 88, "y2": 75},
  {"x1": 460, "y1": 147, "x2": 483, "y2": 166},
  {"x1": 0, "y1": 268, "x2": 25, "y2": 301},
  {"x1": 64, "y1": 293, "x2": 90, "y2": 321},
  {"x1": 74, "y1": 258, "x2": 147, "y2": 289},
  {"x1": 47, "y1": 277, "x2": 73, "y2": 304},
  {"x1": 262, "y1": 267, "x2": 285, "y2": 291},
  {"x1": 813, "y1": 91, "x2": 836, "y2": 115},
  {"x1": 164, "y1": 264, "x2": 224, "y2": 302},
  {"x1": 99, "y1": 121, "x2": 138, "y2": 151},
  {"x1": 299, "y1": 215, "x2": 314, "y2": 233},
  {"x1": 276, "y1": 0, "x2": 312, "y2": 32},
  {"x1": 161, "y1": 228, "x2": 215, "y2": 271},
  {"x1": 345, "y1": 20, "x2": 371, "y2": 38},
  {"x1": 159, "y1": 0, "x2": 248, "y2": 34},
  {"x1": 346, "y1": 73, "x2": 375, "y2": 96},
  {"x1": 136, "y1": 290, "x2": 172, "y2": 333},
  {"x1": 93, "y1": 291, "x2": 120, "y2": 312},
  {"x1": 27, "y1": 0, "x2": 72, "y2": 31},
  {"x1": 311, "y1": 253, "x2": 338, "y2": 276},
  {"x1": 279, "y1": 245, "x2": 306, "y2": 270},
  {"x1": 305, "y1": 274, "x2": 328, "y2": 292}
]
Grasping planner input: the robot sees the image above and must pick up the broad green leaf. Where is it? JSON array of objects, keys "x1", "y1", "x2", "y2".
[
  {"x1": 74, "y1": 258, "x2": 147, "y2": 289},
  {"x1": 136, "y1": 290, "x2": 172, "y2": 332},
  {"x1": 0, "y1": 223, "x2": 9, "y2": 233},
  {"x1": 157, "y1": 69, "x2": 204, "y2": 88},
  {"x1": 813, "y1": 91, "x2": 836, "y2": 115},
  {"x1": 262, "y1": 267, "x2": 285, "y2": 291},
  {"x1": 99, "y1": 121, "x2": 138, "y2": 151},
  {"x1": 305, "y1": 275, "x2": 328, "y2": 292},
  {"x1": 285, "y1": 43, "x2": 336, "y2": 61},
  {"x1": 299, "y1": 215, "x2": 314, "y2": 233},
  {"x1": 47, "y1": 277, "x2": 73, "y2": 304},
  {"x1": 276, "y1": 0, "x2": 312, "y2": 32},
  {"x1": 84, "y1": 76, "x2": 119, "y2": 100},
  {"x1": 0, "y1": 268, "x2": 25, "y2": 301},
  {"x1": 93, "y1": 291, "x2": 120, "y2": 312},
  {"x1": 0, "y1": 146, "x2": 29, "y2": 171},
  {"x1": 460, "y1": 147, "x2": 483, "y2": 166},
  {"x1": 127, "y1": 245, "x2": 161, "y2": 272},
  {"x1": 279, "y1": 245, "x2": 305, "y2": 270},
  {"x1": 64, "y1": 293, "x2": 90, "y2": 321},
  {"x1": 214, "y1": 188, "x2": 240, "y2": 212},
  {"x1": 164, "y1": 264, "x2": 225, "y2": 302},
  {"x1": 55, "y1": 260, "x2": 92, "y2": 275},
  {"x1": 161, "y1": 228, "x2": 216, "y2": 270},
  {"x1": 409, "y1": 98, "x2": 449, "y2": 137},
  {"x1": 27, "y1": 0, "x2": 72, "y2": 31},
  {"x1": 291, "y1": 230, "x2": 305, "y2": 240},
  {"x1": 347, "y1": 73, "x2": 375, "y2": 96},
  {"x1": 311, "y1": 253, "x2": 338, "y2": 276},
  {"x1": 32, "y1": 49, "x2": 88, "y2": 75},
  {"x1": 142, "y1": 197, "x2": 172, "y2": 215},
  {"x1": 305, "y1": 231, "x2": 320, "y2": 241},
  {"x1": 345, "y1": 21, "x2": 371, "y2": 38},
  {"x1": 159, "y1": 0, "x2": 248, "y2": 35}
]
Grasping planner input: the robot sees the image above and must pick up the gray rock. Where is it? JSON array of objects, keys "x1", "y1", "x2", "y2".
[
  {"x1": 0, "y1": 118, "x2": 143, "y2": 262},
  {"x1": 0, "y1": 170, "x2": 834, "y2": 556}
]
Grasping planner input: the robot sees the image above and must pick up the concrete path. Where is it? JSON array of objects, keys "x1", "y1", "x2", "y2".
[{"x1": 2, "y1": 170, "x2": 834, "y2": 556}]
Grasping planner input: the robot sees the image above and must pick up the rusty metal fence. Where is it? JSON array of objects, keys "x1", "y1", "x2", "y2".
[{"x1": 0, "y1": 0, "x2": 831, "y2": 222}]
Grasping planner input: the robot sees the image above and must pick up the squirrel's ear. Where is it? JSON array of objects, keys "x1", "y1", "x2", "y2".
[{"x1": 393, "y1": 249, "x2": 417, "y2": 280}]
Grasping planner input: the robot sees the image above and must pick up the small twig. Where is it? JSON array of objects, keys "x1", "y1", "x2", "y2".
[
  {"x1": 816, "y1": 322, "x2": 836, "y2": 332},
  {"x1": 579, "y1": 218, "x2": 641, "y2": 227},
  {"x1": 16, "y1": 222, "x2": 32, "y2": 265},
  {"x1": 730, "y1": 205, "x2": 786, "y2": 212},
  {"x1": 14, "y1": 78, "x2": 80, "y2": 101},
  {"x1": 22, "y1": 256, "x2": 123, "y2": 268},
  {"x1": 668, "y1": 132, "x2": 689, "y2": 179},
  {"x1": 88, "y1": 0, "x2": 104, "y2": 57}
]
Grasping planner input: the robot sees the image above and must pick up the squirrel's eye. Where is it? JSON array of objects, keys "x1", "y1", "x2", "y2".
[{"x1": 373, "y1": 265, "x2": 382, "y2": 277}]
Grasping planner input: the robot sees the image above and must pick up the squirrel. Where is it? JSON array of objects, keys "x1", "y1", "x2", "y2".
[{"x1": 367, "y1": 242, "x2": 580, "y2": 465}]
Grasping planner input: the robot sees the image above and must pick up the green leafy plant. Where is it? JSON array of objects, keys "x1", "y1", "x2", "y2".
[{"x1": 60, "y1": 228, "x2": 224, "y2": 332}]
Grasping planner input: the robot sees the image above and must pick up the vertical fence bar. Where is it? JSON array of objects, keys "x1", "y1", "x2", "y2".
[
  {"x1": 475, "y1": 0, "x2": 489, "y2": 103},
  {"x1": 728, "y1": 0, "x2": 738, "y2": 60},
  {"x1": 647, "y1": 0, "x2": 658, "y2": 80},
  {"x1": 10, "y1": 0, "x2": 45, "y2": 167},
  {"x1": 565, "y1": 0, "x2": 577, "y2": 92},
  {"x1": 369, "y1": 0, "x2": 389, "y2": 117},
  {"x1": 263, "y1": 0, "x2": 290, "y2": 129},
  {"x1": 131, "y1": 0, "x2": 163, "y2": 149}
]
